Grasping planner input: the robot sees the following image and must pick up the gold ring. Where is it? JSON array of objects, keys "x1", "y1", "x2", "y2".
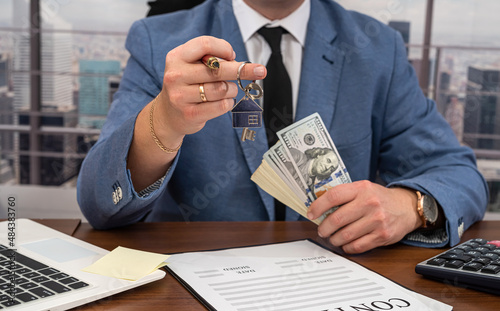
[{"x1": 199, "y1": 83, "x2": 207, "y2": 102}]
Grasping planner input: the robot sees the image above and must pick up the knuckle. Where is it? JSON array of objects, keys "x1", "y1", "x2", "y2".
[
  {"x1": 330, "y1": 210, "x2": 343, "y2": 226},
  {"x1": 213, "y1": 81, "x2": 229, "y2": 97},
  {"x1": 365, "y1": 196, "x2": 382, "y2": 208},
  {"x1": 379, "y1": 228, "x2": 392, "y2": 241},
  {"x1": 165, "y1": 49, "x2": 177, "y2": 65},
  {"x1": 372, "y1": 210, "x2": 387, "y2": 224},
  {"x1": 325, "y1": 188, "x2": 339, "y2": 204},
  {"x1": 340, "y1": 229, "x2": 353, "y2": 242},
  {"x1": 357, "y1": 180, "x2": 373, "y2": 190},
  {"x1": 164, "y1": 70, "x2": 181, "y2": 85},
  {"x1": 240, "y1": 63, "x2": 254, "y2": 78},
  {"x1": 164, "y1": 50, "x2": 181, "y2": 72},
  {"x1": 210, "y1": 66, "x2": 223, "y2": 80},
  {"x1": 199, "y1": 36, "x2": 212, "y2": 51},
  {"x1": 346, "y1": 242, "x2": 363, "y2": 254}
]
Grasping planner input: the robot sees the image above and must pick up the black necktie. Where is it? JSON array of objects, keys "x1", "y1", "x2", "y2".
[{"x1": 258, "y1": 26, "x2": 293, "y2": 221}]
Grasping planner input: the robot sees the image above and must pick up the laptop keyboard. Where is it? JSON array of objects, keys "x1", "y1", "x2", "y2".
[{"x1": 0, "y1": 244, "x2": 89, "y2": 308}]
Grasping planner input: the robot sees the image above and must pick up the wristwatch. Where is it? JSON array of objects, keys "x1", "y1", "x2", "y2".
[{"x1": 416, "y1": 191, "x2": 438, "y2": 228}]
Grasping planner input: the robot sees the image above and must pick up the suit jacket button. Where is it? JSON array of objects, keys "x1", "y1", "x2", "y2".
[
  {"x1": 112, "y1": 191, "x2": 118, "y2": 205},
  {"x1": 116, "y1": 187, "x2": 123, "y2": 200}
]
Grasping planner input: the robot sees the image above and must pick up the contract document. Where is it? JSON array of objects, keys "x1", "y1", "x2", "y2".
[{"x1": 166, "y1": 240, "x2": 452, "y2": 311}]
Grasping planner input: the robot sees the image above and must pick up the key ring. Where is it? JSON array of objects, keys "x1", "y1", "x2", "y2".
[{"x1": 237, "y1": 62, "x2": 263, "y2": 100}]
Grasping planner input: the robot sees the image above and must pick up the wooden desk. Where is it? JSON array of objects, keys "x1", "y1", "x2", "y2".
[
  {"x1": 32, "y1": 218, "x2": 81, "y2": 236},
  {"x1": 64, "y1": 221, "x2": 500, "y2": 311}
]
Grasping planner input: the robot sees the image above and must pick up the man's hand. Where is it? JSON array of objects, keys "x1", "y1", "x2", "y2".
[
  {"x1": 307, "y1": 181, "x2": 422, "y2": 254},
  {"x1": 128, "y1": 36, "x2": 266, "y2": 191},
  {"x1": 154, "y1": 36, "x2": 267, "y2": 140}
]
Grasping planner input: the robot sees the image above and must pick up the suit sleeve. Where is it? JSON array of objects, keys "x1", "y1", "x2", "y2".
[
  {"x1": 377, "y1": 32, "x2": 489, "y2": 247},
  {"x1": 76, "y1": 20, "x2": 177, "y2": 229}
]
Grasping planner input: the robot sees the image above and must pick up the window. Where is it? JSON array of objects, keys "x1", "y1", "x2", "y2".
[
  {"x1": 0, "y1": 0, "x2": 145, "y2": 186},
  {"x1": 340, "y1": 0, "x2": 500, "y2": 215},
  {"x1": 248, "y1": 115, "x2": 259, "y2": 125}
]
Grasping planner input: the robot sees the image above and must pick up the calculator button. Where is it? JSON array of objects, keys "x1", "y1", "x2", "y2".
[
  {"x1": 489, "y1": 249, "x2": 500, "y2": 256},
  {"x1": 439, "y1": 253, "x2": 470, "y2": 262},
  {"x1": 463, "y1": 262, "x2": 484, "y2": 272},
  {"x1": 444, "y1": 260, "x2": 465, "y2": 269},
  {"x1": 464, "y1": 242, "x2": 481, "y2": 248},
  {"x1": 454, "y1": 245, "x2": 472, "y2": 252},
  {"x1": 474, "y1": 247, "x2": 490, "y2": 254},
  {"x1": 481, "y1": 264, "x2": 500, "y2": 274},
  {"x1": 471, "y1": 238, "x2": 488, "y2": 245},
  {"x1": 427, "y1": 258, "x2": 446, "y2": 266},
  {"x1": 487, "y1": 240, "x2": 500, "y2": 247},
  {"x1": 473, "y1": 257, "x2": 492, "y2": 265},
  {"x1": 464, "y1": 250, "x2": 481, "y2": 258},
  {"x1": 481, "y1": 244, "x2": 497, "y2": 251},
  {"x1": 447, "y1": 249, "x2": 465, "y2": 256},
  {"x1": 482, "y1": 253, "x2": 500, "y2": 261}
]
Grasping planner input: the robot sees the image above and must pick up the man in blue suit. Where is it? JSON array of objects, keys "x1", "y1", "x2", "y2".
[{"x1": 77, "y1": 0, "x2": 488, "y2": 254}]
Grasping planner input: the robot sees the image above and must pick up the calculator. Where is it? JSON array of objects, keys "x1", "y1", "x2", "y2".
[{"x1": 415, "y1": 238, "x2": 500, "y2": 295}]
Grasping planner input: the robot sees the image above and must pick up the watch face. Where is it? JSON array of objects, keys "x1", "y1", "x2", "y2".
[{"x1": 422, "y1": 195, "x2": 438, "y2": 223}]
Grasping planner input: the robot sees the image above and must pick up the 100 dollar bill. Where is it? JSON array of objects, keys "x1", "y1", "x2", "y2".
[
  {"x1": 277, "y1": 113, "x2": 351, "y2": 202},
  {"x1": 251, "y1": 113, "x2": 351, "y2": 224}
]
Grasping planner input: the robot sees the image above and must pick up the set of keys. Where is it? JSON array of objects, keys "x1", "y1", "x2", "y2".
[{"x1": 231, "y1": 62, "x2": 264, "y2": 142}]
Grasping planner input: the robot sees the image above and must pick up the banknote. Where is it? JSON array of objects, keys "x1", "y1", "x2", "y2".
[
  {"x1": 263, "y1": 142, "x2": 310, "y2": 205},
  {"x1": 251, "y1": 113, "x2": 351, "y2": 224},
  {"x1": 277, "y1": 112, "x2": 351, "y2": 201},
  {"x1": 251, "y1": 159, "x2": 318, "y2": 223}
]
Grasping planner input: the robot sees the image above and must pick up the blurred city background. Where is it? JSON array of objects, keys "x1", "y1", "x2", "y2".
[{"x1": 0, "y1": 0, "x2": 499, "y2": 219}]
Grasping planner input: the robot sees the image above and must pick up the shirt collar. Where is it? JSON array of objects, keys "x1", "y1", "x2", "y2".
[{"x1": 232, "y1": 0, "x2": 310, "y2": 47}]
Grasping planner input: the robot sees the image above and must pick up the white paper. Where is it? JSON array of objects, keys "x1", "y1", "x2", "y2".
[{"x1": 166, "y1": 240, "x2": 452, "y2": 311}]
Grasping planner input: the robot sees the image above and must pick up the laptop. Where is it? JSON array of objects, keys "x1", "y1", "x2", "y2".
[{"x1": 0, "y1": 218, "x2": 166, "y2": 310}]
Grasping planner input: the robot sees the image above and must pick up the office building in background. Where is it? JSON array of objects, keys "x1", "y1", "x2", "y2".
[
  {"x1": 0, "y1": 55, "x2": 8, "y2": 93},
  {"x1": 0, "y1": 53, "x2": 15, "y2": 184},
  {"x1": 464, "y1": 67, "x2": 500, "y2": 150},
  {"x1": 11, "y1": 0, "x2": 75, "y2": 184},
  {"x1": 12, "y1": 0, "x2": 73, "y2": 110},
  {"x1": 78, "y1": 60, "x2": 121, "y2": 129},
  {"x1": 18, "y1": 108, "x2": 79, "y2": 185}
]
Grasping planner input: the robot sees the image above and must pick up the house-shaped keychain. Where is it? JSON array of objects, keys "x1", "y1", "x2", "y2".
[
  {"x1": 232, "y1": 98, "x2": 262, "y2": 128},
  {"x1": 231, "y1": 69, "x2": 264, "y2": 142}
]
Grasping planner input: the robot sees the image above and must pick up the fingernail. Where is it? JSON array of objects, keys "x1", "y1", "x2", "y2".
[
  {"x1": 254, "y1": 65, "x2": 265, "y2": 78},
  {"x1": 232, "y1": 51, "x2": 236, "y2": 60},
  {"x1": 318, "y1": 230, "x2": 325, "y2": 238},
  {"x1": 307, "y1": 212, "x2": 313, "y2": 220}
]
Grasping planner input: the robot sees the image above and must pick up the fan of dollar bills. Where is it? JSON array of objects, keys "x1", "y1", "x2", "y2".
[{"x1": 251, "y1": 113, "x2": 351, "y2": 224}]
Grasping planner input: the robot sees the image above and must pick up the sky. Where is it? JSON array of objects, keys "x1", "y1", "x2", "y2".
[{"x1": 0, "y1": 0, "x2": 499, "y2": 46}]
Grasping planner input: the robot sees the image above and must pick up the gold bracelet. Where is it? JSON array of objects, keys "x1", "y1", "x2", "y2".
[{"x1": 149, "y1": 96, "x2": 183, "y2": 154}]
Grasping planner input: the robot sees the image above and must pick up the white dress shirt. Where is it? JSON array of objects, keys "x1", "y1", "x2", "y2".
[{"x1": 232, "y1": 0, "x2": 310, "y2": 120}]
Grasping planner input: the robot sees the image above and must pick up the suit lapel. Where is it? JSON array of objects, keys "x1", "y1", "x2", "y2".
[
  {"x1": 295, "y1": 0, "x2": 345, "y2": 133},
  {"x1": 289, "y1": 1, "x2": 345, "y2": 220}
]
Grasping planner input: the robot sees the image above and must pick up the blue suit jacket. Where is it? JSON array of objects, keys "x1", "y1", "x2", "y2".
[{"x1": 77, "y1": 0, "x2": 488, "y2": 247}]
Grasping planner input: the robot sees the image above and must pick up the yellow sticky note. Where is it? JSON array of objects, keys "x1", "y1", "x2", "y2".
[{"x1": 82, "y1": 246, "x2": 170, "y2": 281}]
